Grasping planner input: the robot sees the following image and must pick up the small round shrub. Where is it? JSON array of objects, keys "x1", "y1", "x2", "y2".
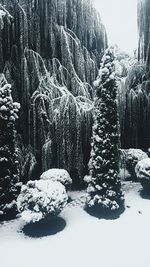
[
  {"x1": 40, "y1": 169, "x2": 72, "y2": 190},
  {"x1": 135, "y1": 158, "x2": 150, "y2": 191},
  {"x1": 124, "y1": 149, "x2": 148, "y2": 180},
  {"x1": 17, "y1": 180, "x2": 68, "y2": 223}
]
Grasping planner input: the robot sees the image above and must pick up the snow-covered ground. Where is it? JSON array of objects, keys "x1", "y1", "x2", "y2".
[{"x1": 0, "y1": 182, "x2": 150, "y2": 267}]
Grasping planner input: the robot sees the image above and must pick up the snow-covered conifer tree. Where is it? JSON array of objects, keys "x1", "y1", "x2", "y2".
[
  {"x1": 0, "y1": 74, "x2": 20, "y2": 216},
  {"x1": 86, "y1": 47, "x2": 124, "y2": 212}
]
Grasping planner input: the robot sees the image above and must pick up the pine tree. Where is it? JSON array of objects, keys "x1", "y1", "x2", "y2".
[
  {"x1": 86, "y1": 47, "x2": 124, "y2": 212},
  {"x1": 0, "y1": 74, "x2": 20, "y2": 216}
]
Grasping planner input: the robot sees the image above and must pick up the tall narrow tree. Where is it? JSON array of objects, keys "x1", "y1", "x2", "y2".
[
  {"x1": 86, "y1": 47, "x2": 124, "y2": 212},
  {"x1": 0, "y1": 74, "x2": 20, "y2": 216}
]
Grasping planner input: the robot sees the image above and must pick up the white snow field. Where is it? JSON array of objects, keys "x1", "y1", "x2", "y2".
[{"x1": 0, "y1": 182, "x2": 150, "y2": 267}]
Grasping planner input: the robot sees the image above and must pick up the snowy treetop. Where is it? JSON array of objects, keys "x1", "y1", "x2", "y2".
[{"x1": 93, "y1": 47, "x2": 116, "y2": 88}]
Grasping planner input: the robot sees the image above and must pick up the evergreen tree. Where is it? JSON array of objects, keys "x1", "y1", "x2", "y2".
[
  {"x1": 0, "y1": 74, "x2": 20, "y2": 216},
  {"x1": 86, "y1": 47, "x2": 124, "y2": 212}
]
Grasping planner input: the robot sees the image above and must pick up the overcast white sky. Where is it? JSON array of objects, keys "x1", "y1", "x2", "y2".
[{"x1": 94, "y1": 0, "x2": 138, "y2": 55}]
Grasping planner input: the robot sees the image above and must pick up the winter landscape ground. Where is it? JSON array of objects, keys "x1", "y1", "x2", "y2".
[{"x1": 0, "y1": 182, "x2": 150, "y2": 267}]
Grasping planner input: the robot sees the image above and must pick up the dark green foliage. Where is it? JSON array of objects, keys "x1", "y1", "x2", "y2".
[
  {"x1": 86, "y1": 48, "x2": 124, "y2": 212},
  {"x1": 0, "y1": 74, "x2": 20, "y2": 215}
]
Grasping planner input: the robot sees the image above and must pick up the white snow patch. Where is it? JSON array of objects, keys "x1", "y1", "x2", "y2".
[
  {"x1": 0, "y1": 183, "x2": 150, "y2": 267},
  {"x1": 40, "y1": 168, "x2": 72, "y2": 187},
  {"x1": 135, "y1": 158, "x2": 150, "y2": 181}
]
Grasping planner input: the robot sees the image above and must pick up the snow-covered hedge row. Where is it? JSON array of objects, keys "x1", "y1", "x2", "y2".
[
  {"x1": 40, "y1": 169, "x2": 72, "y2": 189},
  {"x1": 17, "y1": 180, "x2": 68, "y2": 223},
  {"x1": 121, "y1": 149, "x2": 148, "y2": 180},
  {"x1": 135, "y1": 158, "x2": 150, "y2": 191}
]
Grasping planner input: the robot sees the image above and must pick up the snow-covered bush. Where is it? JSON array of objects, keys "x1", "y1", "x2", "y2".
[
  {"x1": 135, "y1": 158, "x2": 150, "y2": 191},
  {"x1": 125, "y1": 149, "x2": 148, "y2": 180},
  {"x1": 17, "y1": 180, "x2": 68, "y2": 223},
  {"x1": 40, "y1": 169, "x2": 72, "y2": 189}
]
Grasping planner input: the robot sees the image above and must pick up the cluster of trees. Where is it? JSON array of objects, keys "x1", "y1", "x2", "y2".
[
  {"x1": 0, "y1": 0, "x2": 110, "y2": 218},
  {"x1": 17, "y1": 47, "x2": 124, "y2": 220},
  {"x1": 1, "y1": 0, "x2": 150, "y2": 221},
  {"x1": 0, "y1": 44, "x2": 124, "y2": 219},
  {"x1": 0, "y1": 0, "x2": 107, "y2": 183}
]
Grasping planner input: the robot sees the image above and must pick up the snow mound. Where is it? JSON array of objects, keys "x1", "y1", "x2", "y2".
[
  {"x1": 135, "y1": 158, "x2": 150, "y2": 190},
  {"x1": 126, "y1": 149, "x2": 148, "y2": 164},
  {"x1": 122, "y1": 149, "x2": 148, "y2": 179},
  {"x1": 40, "y1": 169, "x2": 72, "y2": 188},
  {"x1": 17, "y1": 180, "x2": 68, "y2": 223}
]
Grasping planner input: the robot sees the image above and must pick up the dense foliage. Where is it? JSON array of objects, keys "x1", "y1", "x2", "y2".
[
  {"x1": 0, "y1": 0, "x2": 107, "y2": 184},
  {"x1": 86, "y1": 47, "x2": 123, "y2": 212},
  {"x1": 119, "y1": 62, "x2": 150, "y2": 149},
  {"x1": 119, "y1": 0, "x2": 150, "y2": 149},
  {"x1": 114, "y1": 2, "x2": 150, "y2": 149},
  {"x1": 0, "y1": 74, "x2": 20, "y2": 215}
]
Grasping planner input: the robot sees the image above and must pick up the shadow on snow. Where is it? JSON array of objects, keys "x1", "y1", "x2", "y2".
[
  {"x1": 21, "y1": 216, "x2": 66, "y2": 238},
  {"x1": 85, "y1": 204, "x2": 125, "y2": 220},
  {"x1": 139, "y1": 188, "x2": 150, "y2": 200}
]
